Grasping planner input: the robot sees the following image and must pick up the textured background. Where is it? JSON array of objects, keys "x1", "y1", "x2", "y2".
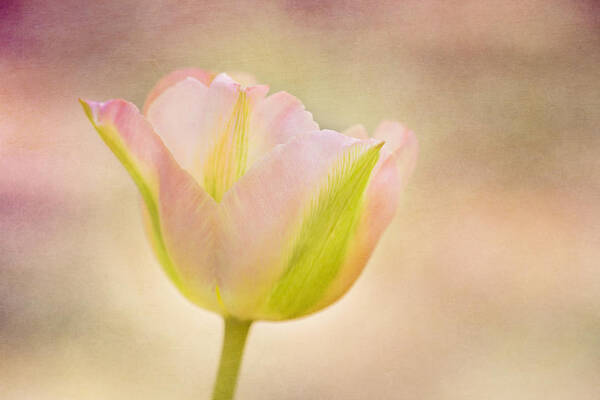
[{"x1": 2, "y1": 0, "x2": 600, "y2": 398}]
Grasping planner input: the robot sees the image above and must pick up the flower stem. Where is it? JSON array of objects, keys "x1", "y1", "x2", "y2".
[{"x1": 211, "y1": 317, "x2": 252, "y2": 400}]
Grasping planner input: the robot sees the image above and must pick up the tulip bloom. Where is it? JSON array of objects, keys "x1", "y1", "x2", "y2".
[{"x1": 80, "y1": 69, "x2": 417, "y2": 400}]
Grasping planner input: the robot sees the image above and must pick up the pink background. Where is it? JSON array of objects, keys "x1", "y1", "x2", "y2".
[{"x1": 2, "y1": 1, "x2": 600, "y2": 398}]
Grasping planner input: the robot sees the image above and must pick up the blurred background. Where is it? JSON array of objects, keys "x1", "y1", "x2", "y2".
[{"x1": 1, "y1": 0, "x2": 600, "y2": 398}]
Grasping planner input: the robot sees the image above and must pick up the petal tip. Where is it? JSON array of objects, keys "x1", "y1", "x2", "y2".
[
  {"x1": 374, "y1": 120, "x2": 417, "y2": 154},
  {"x1": 79, "y1": 98, "x2": 98, "y2": 123}
]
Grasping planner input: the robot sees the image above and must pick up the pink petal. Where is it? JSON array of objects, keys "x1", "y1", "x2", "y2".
[
  {"x1": 144, "y1": 73, "x2": 269, "y2": 185},
  {"x1": 142, "y1": 68, "x2": 214, "y2": 115},
  {"x1": 80, "y1": 99, "x2": 222, "y2": 313},
  {"x1": 191, "y1": 74, "x2": 250, "y2": 194},
  {"x1": 217, "y1": 130, "x2": 379, "y2": 319},
  {"x1": 190, "y1": 74, "x2": 243, "y2": 176},
  {"x1": 374, "y1": 121, "x2": 418, "y2": 188},
  {"x1": 145, "y1": 77, "x2": 209, "y2": 170},
  {"x1": 247, "y1": 91, "x2": 319, "y2": 165}
]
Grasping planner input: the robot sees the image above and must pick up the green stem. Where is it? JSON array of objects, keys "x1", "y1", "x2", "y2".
[{"x1": 211, "y1": 317, "x2": 253, "y2": 400}]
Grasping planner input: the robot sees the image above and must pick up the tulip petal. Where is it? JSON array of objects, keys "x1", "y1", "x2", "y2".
[
  {"x1": 145, "y1": 77, "x2": 209, "y2": 169},
  {"x1": 145, "y1": 72, "x2": 269, "y2": 200},
  {"x1": 218, "y1": 130, "x2": 382, "y2": 320},
  {"x1": 265, "y1": 141, "x2": 383, "y2": 318},
  {"x1": 247, "y1": 91, "x2": 319, "y2": 164},
  {"x1": 374, "y1": 121, "x2": 418, "y2": 185},
  {"x1": 196, "y1": 74, "x2": 257, "y2": 201},
  {"x1": 197, "y1": 75, "x2": 269, "y2": 201},
  {"x1": 80, "y1": 99, "x2": 222, "y2": 312},
  {"x1": 142, "y1": 68, "x2": 214, "y2": 115},
  {"x1": 311, "y1": 124, "x2": 418, "y2": 312}
]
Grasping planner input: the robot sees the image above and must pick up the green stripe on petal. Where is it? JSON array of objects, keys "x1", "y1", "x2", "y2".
[
  {"x1": 203, "y1": 91, "x2": 250, "y2": 202},
  {"x1": 265, "y1": 141, "x2": 383, "y2": 318}
]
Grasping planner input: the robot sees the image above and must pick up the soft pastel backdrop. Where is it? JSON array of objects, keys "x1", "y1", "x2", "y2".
[{"x1": 1, "y1": 0, "x2": 600, "y2": 398}]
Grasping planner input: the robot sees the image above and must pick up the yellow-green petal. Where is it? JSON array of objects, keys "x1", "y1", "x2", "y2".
[
  {"x1": 311, "y1": 123, "x2": 418, "y2": 313},
  {"x1": 264, "y1": 141, "x2": 382, "y2": 318},
  {"x1": 217, "y1": 130, "x2": 382, "y2": 320}
]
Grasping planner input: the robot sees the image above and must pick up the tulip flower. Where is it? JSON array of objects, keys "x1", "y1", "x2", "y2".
[{"x1": 80, "y1": 68, "x2": 417, "y2": 400}]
